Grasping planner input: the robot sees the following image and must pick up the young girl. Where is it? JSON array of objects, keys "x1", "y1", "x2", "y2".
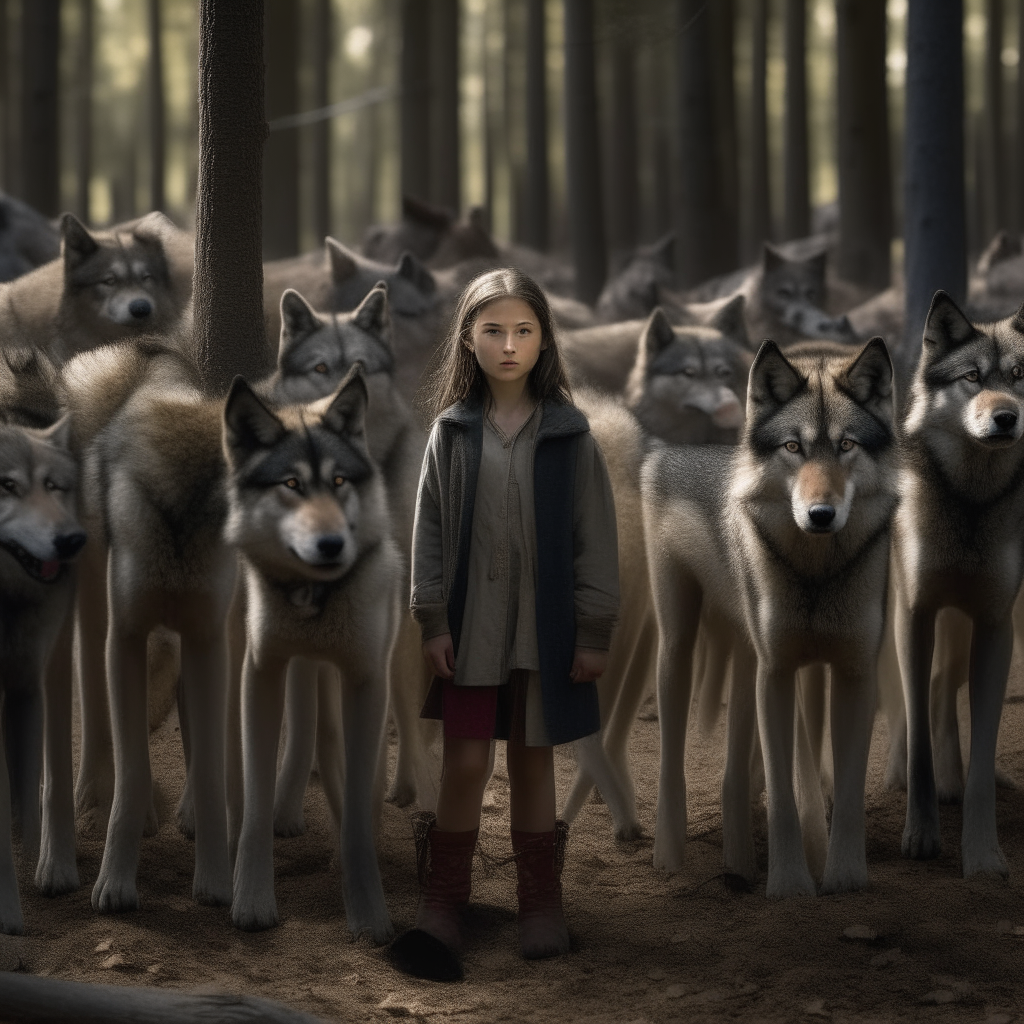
[{"x1": 391, "y1": 268, "x2": 619, "y2": 981}]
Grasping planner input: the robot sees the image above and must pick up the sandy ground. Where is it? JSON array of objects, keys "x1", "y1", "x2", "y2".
[{"x1": 4, "y1": 662, "x2": 1024, "y2": 1024}]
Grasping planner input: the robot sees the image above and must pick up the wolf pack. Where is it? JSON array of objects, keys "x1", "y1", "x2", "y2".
[{"x1": 1, "y1": 190, "x2": 1024, "y2": 948}]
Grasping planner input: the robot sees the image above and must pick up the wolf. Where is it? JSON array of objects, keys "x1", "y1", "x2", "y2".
[
  {"x1": 225, "y1": 366, "x2": 401, "y2": 941},
  {"x1": 893, "y1": 292, "x2": 1024, "y2": 878},
  {"x1": 0, "y1": 413, "x2": 85, "y2": 933},
  {"x1": 642, "y1": 337, "x2": 898, "y2": 895},
  {"x1": 595, "y1": 234, "x2": 676, "y2": 323},
  {"x1": 0, "y1": 191, "x2": 60, "y2": 283},
  {"x1": 0, "y1": 212, "x2": 193, "y2": 364}
]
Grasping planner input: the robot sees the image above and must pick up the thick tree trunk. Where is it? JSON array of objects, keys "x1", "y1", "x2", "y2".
[
  {"x1": 564, "y1": 0, "x2": 607, "y2": 304},
  {"x1": 523, "y1": 0, "x2": 549, "y2": 251},
  {"x1": 748, "y1": 0, "x2": 771, "y2": 258},
  {"x1": 149, "y1": 0, "x2": 165, "y2": 212},
  {"x1": 401, "y1": 0, "x2": 432, "y2": 204},
  {"x1": 902, "y1": 0, "x2": 965, "y2": 376},
  {"x1": 0, "y1": 0, "x2": 7, "y2": 192},
  {"x1": 783, "y1": 0, "x2": 810, "y2": 240},
  {"x1": 505, "y1": 0, "x2": 526, "y2": 241},
  {"x1": 607, "y1": 31, "x2": 639, "y2": 259},
  {"x1": 984, "y1": 0, "x2": 1005, "y2": 239},
  {"x1": 1015, "y1": 0, "x2": 1024, "y2": 233},
  {"x1": 262, "y1": 0, "x2": 299, "y2": 259},
  {"x1": 836, "y1": 0, "x2": 891, "y2": 289},
  {"x1": 190, "y1": 0, "x2": 269, "y2": 393},
  {"x1": 675, "y1": 0, "x2": 730, "y2": 286},
  {"x1": 311, "y1": 0, "x2": 331, "y2": 242},
  {"x1": 76, "y1": 0, "x2": 94, "y2": 221},
  {"x1": 710, "y1": 0, "x2": 738, "y2": 270},
  {"x1": 20, "y1": 0, "x2": 60, "y2": 216},
  {"x1": 431, "y1": 0, "x2": 460, "y2": 213}
]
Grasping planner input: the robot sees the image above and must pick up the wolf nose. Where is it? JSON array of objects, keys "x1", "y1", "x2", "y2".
[
  {"x1": 317, "y1": 535, "x2": 345, "y2": 560},
  {"x1": 128, "y1": 298, "x2": 152, "y2": 319},
  {"x1": 808, "y1": 505, "x2": 836, "y2": 528},
  {"x1": 994, "y1": 410, "x2": 1018, "y2": 431},
  {"x1": 54, "y1": 531, "x2": 87, "y2": 560}
]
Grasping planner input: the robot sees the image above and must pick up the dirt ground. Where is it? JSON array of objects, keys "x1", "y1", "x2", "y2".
[{"x1": 4, "y1": 660, "x2": 1024, "y2": 1024}]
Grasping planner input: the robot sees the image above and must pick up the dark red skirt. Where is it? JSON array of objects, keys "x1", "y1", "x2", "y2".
[{"x1": 421, "y1": 669, "x2": 530, "y2": 743}]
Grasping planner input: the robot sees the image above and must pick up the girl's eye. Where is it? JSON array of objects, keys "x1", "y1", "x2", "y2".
[
  {"x1": 965, "y1": 370, "x2": 979, "y2": 382},
  {"x1": 314, "y1": 363, "x2": 328, "y2": 374},
  {"x1": 333, "y1": 475, "x2": 345, "y2": 487},
  {"x1": 840, "y1": 438, "x2": 856, "y2": 452},
  {"x1": 785, "y1": 441, "x2": 800, "y2": 454},
  {"x1": 284, "y1": 478, "x2": 300, "y2": 490}
]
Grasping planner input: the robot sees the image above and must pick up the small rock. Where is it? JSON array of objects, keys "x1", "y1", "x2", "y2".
[
  {"x1": 146, "y1": 963, "x2": 162, "y2": 975},
  {"x1": 646, "y1": 968, "x2": 666, "y2": 981},
  {"x1": 1013, "y1": 926, "x2": 1024, "y2": 937},
  {"x1": 342, "y1": 973, "x2": 359, "y2": 985},
  {"x1": 93, "y1": 939, "x2": 113, "y2": 953},
  {"x1": 665, "y1": 984, "x2": 687, "y2": 998},
  {"x1": 804, "y1": 999, "x2": 830, "y2": 1018},
  {"x1": 870, "y1": 948, "x2": 902, "y2": 968},
  {"x1": 843, "y1": 925, "x2": 878, "y2": 942},
  {"x1": 920, "y1": 990, "x2": 955, "y2": 1005},
  {"x1": 378, "y1": 993, "x2": 425, "y2": 1017},
  {"x1": 100, "y1": 953, "x2": 129, "y2": 970},
  {"x1": 996, "y1": 919, "x2": 1014, "y2": 934}
]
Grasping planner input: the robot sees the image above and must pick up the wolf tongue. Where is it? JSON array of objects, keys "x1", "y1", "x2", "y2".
[{"x1": 40, "y1": 559, "x2": 60, "y2": 580}]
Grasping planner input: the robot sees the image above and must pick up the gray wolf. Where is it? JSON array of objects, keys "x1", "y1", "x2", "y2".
[
  {"x1": 0, "y1": 212, "x2": 193, "y2": 364},
  {"x1": 595, "y1": 234, "x2": 675, "y2": 323},
  {"x1": 893, "y1": 292, "x2": 1024, "y2": 878},
  {"x1": 0, "y1": 413, "x2": 85, "y2": 933},
  {"x1": 225, "y1": 366, "x2": 401, "y2": 941},
  {"x1": 642, "y1": 337, "x2": 897, "y2": 895}
]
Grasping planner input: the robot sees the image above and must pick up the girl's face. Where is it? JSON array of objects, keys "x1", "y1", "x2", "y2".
[{"x1": 469, "y1": 297, "x2": 545, "y2": 393}]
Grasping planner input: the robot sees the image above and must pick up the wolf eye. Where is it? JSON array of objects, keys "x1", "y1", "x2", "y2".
[
  {"x1": 140, "y1": 272, "x2": 153, "y2": 282},
  {"x1": 103, "y1": 275, "x2": 116, "y2": 286},
  {"x1": 840, "y1": 438, "x2": 856, "y2": 452},
  {"x1": 964, "y1": 370, "x2": 979, "y2": 382},
  {"x1": 44, "y1": 479, "x2": 63, "y2": 491},
  {"x1": 0, "y1": 478, "x2": 15, "y2": 492},
  {"x1": 1013, "y1": 365, "x2": 1023, "y2": 380},
  {"x1": 785, "y1": 441, "x2": 800, "y2": 454},
  {"x1": 314, "y1": 363, "x2": 328, "y2": 374},
  {"x1": 333, "y1": 475, "x2": 345, "y2": 487},
  {"x1": 681, "y1": 367, "x2": 696, "y2": 377},
  {"x1": 284, "y1": 478, "x2": 300, "y2": 490}
]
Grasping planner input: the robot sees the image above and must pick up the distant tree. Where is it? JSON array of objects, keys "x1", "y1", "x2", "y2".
[
  {"x1": 983, "y1": 0, "x2": 1005, "y2": 239},
  {"x1": 710, "y1": 0, "x2": 738, "y2": 269},
  {"x1": 263, "y1": 1, "x2": 299, "y2": 258},
  {"x1": 431, "y1": 0, "x2": 460, "y2": 213},
  {"x1": 190, "y1": 0, "x2": 269, "y2": 392},
  {"x1": 505, "y1": 0, "x2": 527, "y2": 241},
  {"x1": 523, "y1": 0, "x2": 549, "y2": 250},
  {"x1": 311, "y1": 0, "x2": 331, "y2": 242},
  {"x1": 836, "y1": 0, "x2": 891, "y2": 289},
  {"x1": 564, "y1": 0, "x2": 607, "y2": 303},
  {"x1": 607, "y1": 24, "x2": 639, "y2": 258},
  {"x1": 783, "y1": 0, "x2": 809, "y2": 240},
  {"x1": 400, "y1": 0, "x2": 432, "y2": 204},
  {"x1": 1016, "y1": 0, "x2": 1024, "y2": 233},
  {"x1": 748, "y1": 0, "x2": 771, "y2": 258},
  {"x1": 0, "y1": 0, "x2": 8, "y2": 193},
  {"x1": 149, "y1": 0, "x2": 165, "y2": 213},
  {"x1": 20, "y1": 0, "x2": 60, "y2": 216},
  {"x1": 902, "y1": 0, "x2": 966, "y2": 379},
  {"x1": 76, "y1": 0, "x2": 94, "y2": 222}
]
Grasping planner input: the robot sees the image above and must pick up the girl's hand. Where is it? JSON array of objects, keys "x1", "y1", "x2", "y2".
[
  {"x1": 570, "y1": 647, "x2": 607, "y2": 683},
  {"x1": 423, "y1": 633, "x2": 455, "y2": 679}
]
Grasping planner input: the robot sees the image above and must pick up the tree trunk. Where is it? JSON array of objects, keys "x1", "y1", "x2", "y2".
[
  {"x1": 748, "y1": 0, "x2": 771, "y2": 258},
  {"x1": 984, "y1": 0, "x2": 1005, "y2": 239},
  {"x1": 836, "y1": 0, "x2": 891, "y2": 289},
  {"x1": 523, "y1": 0, "x2": 549, "y2": 251},
  {"x1": 564, "y1": 0, "x2": 607, "y2": 304},
  {"x1": 262, "y1": 0, "x2": 299, "y2": 259},
  {"x1": 400, "y1": 0, "x2": 432, "y2": 203},
  {"x1": 902, "y1": 0, "x2": 965, "y2": 377},
  {"x1": 607, "y1": 28, "x2": 639, "y2": 259},
  {"x1": 190, "y1": 0, "x2": 269, "y2": 393},
  {"x1": 710, "y1": 0, "x2": 738, "y2": 270},
  {"x1": 675, "y1": 0, "x2": 730, "y2": 286},
  {"x1": 783, "y1": 0, "x2": 810, "y2": 240},
  {"x1": 505, "y1": 0, "x2": 526, "y2": 241},
  {"x1": 311, "y1": 0, "x2": 331, "y2": 242},
  {"x1": 431, "y1": 0, "x2": 460, "y2": 213},
  {"x1": 0, "y1": 0, "x2": 7, "y2": 192},
  {"x1": 1015, "y1": 0, "x2": 1024, "y2": 232},
  {"x1": 76, "y1": 0, "x2": 93, "y2": 221},
  {"x1": 20, "y1": 0, "x2": 60, "y2": 216},
  {"x1": 149, "y1": 0, "x2": 165, "y2": 213}
]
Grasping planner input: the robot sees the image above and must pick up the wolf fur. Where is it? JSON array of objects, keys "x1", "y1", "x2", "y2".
[
  {"x1": 595, "y1": 234, "x2": 676, "y2": 323},
  {"x1": 0, "y1": 191, "x2": 60, "y2": 283},
  {"x1": 0, "y1": 414, "x2": 85, "y2": 933},
  {"x1": 893, "y1": 292, "x2": 1024, "y2": 878},
  {"x1": 642, "y1": 338, "x2": 898, "y2": 896},
  {"x1": 224, "y1": 367, "x2": 401, "y2": 941},
  {"x1": 0, "y1": 212, "x2": 193, "y2": 364}
]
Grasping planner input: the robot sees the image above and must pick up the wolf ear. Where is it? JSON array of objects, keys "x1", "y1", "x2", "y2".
[
  {"x1": 762, "y1": 242, "x2": 785, "y2": 273},
  {"x1": 922, "y1": 290, "x2": 975, "y2": 359},
  {"x1": 648, "y1": 232, "x2": 675, "y2": 270},
  {"x1": 706, "y1": 294, "x2": 749, "y2": 348},
  {"x1": 224, "y1": 376, "x2": 286, "y2": 453},
  {"x1": 638, "y1": 308, "x2": 676, "y2": 364},
  {"x1": 279, "y1": 290, "x2": 320, "y2": 361},
  {"x1": 130, "y1": 210, "x2": 176, "y2": 244},
  {"x1": 326, "y1": 237, "x2": 360, "y2": 284},
  {"x1": 353, "y1": 282, "x2": 390, "y2": 339},
  {"x1": 842, "y1": 337, "x2": 893, "y2": 415},
  {"x1": 39, "y1": 414, "x2": 72, "y2": 451},
  {"x1": 320, "y1": 363, "x2": 368, "y2": 439},
  {"x1": 468, "y1": 206, "x2": 489, "y2": 232},
  {"x1": 402, "y1": 194, "x2": 453, "y2": 231},
  {"x1": 396, "y1": 251, "x2": 437, "y2": 296},
  {"x1": 61, "y1": 213, "x2": 99, "y2": 270},
  {"x1": 748, "y1": 340, "x2": 804, "y2": 410}
]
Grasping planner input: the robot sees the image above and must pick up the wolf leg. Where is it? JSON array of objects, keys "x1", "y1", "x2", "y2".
[
  {"x1": 794, "y1": 664, "x2": 828, "y2": 882},
  {"x1": 757, "y1": 663, "x2": 814, "y2": 898},
  {"x1": 0, "y1": 720, "x2": 23, "y2": 935},
  {"x1": 37, "y1": 604, "x2": 80, "y2": 895},
  {"x1": 895, "y1": 600, "x2": 940, "y2": 859},
  {"x1": 721, "y1": 643, "x2": 757, "y2": 882},
  {"x1": 225, "y1": 593, "x2": 246, "y2": 863},
  {"x1": 961, "y1": 617, "x2": 1012, "y2": 878},
  {"x1": 5, "y1": 668, "x2": 44, "y2": 868},
  {"x1": 387, "y1": 615, "x2": 434, "y2": 808},
  {"x1": 180, "y1": 629, "x2": 232, "y2": 906},
  {"x1": 315, "y1": 665, "x2": 345, "y2": 859},
  {"x1": 876, "y1": 611, "x2": 907, "y2": 790},
  {"x1": 931, "y1": 610, "x2": 968, "y2": 804},
  {"x1": 232, "y1": 651, "x2": 288, "y2": 930},
  {"x1": 273, "y1": 658, "x2": 318, "y2": 837},
  {"x1": 821, "y1": 660, "x2": 874, "y2": 894}
]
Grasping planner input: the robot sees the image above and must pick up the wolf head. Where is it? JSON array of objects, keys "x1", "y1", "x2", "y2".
[
  {"x1": 0, "y1": 415, "x2": 85, "y2": 585},
  {"x1": 271, "y1": 284, "x2": 392, "y2": 404},
  {"x1": 596, "y1": 234, "x2": 675, "y2": 323},
  {"x1": 743, "y1": 337, "x2": 895, "y2": 535},
  {"x1": 59, "y1": 211, "x2": 187, "y2": 342},
  {"x1": 325, "y1": 236, "x2": 436, "y2": 318},
  {"x1": 905, "y1": 292, "x2": 1024, "y2": 452},
  {"x1": 0, "y1": 347, "x2": 61, "y2": 429},
  {"x1": 223, "y1": 366, "x2": 380, "y2": 582},
  {"x1": 626, "y1": 306, "x2": 750, "y2": 444}
]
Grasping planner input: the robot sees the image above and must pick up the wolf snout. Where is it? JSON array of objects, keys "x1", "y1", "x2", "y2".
[
  {"x1": 54, "y1": 531, "x2": 87, "y2": 560},
  {"x1": 993, "y1": 410, "x2": 1018, "y2": 432},
  {"x1": 808, "y1": 504, "x2": 836, "y2": 528},
  {"x1": 317, "y1": 535, "x2": 345, "y2": 560},
  {"x1": 128, "y1": 298, "x2": 153, "y2": 319}
]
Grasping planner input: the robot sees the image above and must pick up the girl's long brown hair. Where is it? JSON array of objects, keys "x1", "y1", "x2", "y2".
[{"x1": 420, "y1": 267, "x2": 573, "y2": 420}]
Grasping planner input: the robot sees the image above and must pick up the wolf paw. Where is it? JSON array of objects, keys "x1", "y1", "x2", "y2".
[
  {"x1": 193, "y1": 871, "x2": 233, "y2": 908},
  {"x1": 272, "y1": 807, "x2": 306, "y2": 838},
  {"x1": 901, "y1": 822, "x2": 941, "y2": 860},
  {"x1": 385, "y1": 778, "x2": 417, "y2": 808},
  {"x1": 231, "y1": 891, "x2": 279, "y2": 931},
  {"x1": 35, "y1": 849, "x2": 80, "y2": 896},
  {"x1": 92, "y1": 872, "x2": 139, "y2": 914},
  {"x1": 962, "y1": 843, "x2": 1009, "y2": 880},
  {"x1": 175, "y1": 793, "x2": 195, "y2": 840},
  {"x1": 0, "y1": 886, "x2": 23, "y2": 935},
  {"x1": 820, "y1": 857, "x2": 868, "y2": 895},
  {"x1": 614, "y1": 821, "x2": 644, "y2": 843},
  {"x1": 766, "y1": 862, "x2": 816, "y2": 899}
]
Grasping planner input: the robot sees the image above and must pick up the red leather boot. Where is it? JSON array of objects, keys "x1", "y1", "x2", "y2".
[{"x1": 511, "y1": 820, "x2": 571, "y2": 959}]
